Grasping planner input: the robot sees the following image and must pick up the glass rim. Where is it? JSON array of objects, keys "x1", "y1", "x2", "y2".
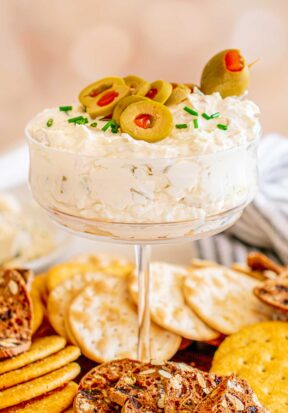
[{"x1": 25, "y1": 126, "x2": 259, "y2": 161}]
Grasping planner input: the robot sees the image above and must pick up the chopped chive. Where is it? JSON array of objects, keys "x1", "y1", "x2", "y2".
[
  {"x1": 90, "y1": 122, "x2": 98, "y2": 128},
  {"x1": 193, "y1": 119, "x2": 199, "y2": 129},
  {"x1": 102, "y1": 120, "x2": 114, "y2": 132},
  {"x1": 201, "y1": 113, "x2": 211, "y2": 120},
  {"x1": 59, "y1": 106, "x2": 73, "y2": 112},
  {"x1": 111, "y1": 126, "x2": 119, "y2": 134},
  {"x1": 184, "y1": 106, "x2": 198, "y2": 116},
  {"x1": 210, "y1": 112, "x2": 220, "y2": 119},
  {"x1": 46, "y1": 118, "x2": 53, "y2": 127},
  {"x1": 175, "y1": 123, "x2": 188, "y2": 129},
  {"x1": 68, "y1": 116, "x2": 88, "y2": 125},
  {"x1": 217, "y1": 123, "x2": 228, "y2": 131}
]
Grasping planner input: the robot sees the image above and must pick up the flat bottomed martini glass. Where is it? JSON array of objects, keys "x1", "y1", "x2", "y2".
[
  {"x1": 26, "y1": 51, "x2": 260, "y2": 361},
  {"x1": 26, "y1": 135, "x2": 258, "y2": 361}
]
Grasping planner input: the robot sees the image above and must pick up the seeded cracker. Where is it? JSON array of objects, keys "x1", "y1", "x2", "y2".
[
  {"x1": 0, "y1": 269, "x2": 32, "y2": 358},
  {"x1": 74, "y1": 359, "x2": 141, "y2": 413}
]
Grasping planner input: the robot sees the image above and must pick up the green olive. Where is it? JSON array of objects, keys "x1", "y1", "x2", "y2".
[
  {"x1": 112, "y1": 95, "x2": 147, "y2": 124},
  {"x1": 79, "y1": 77, "x2": 125, "y2": 108},
  {"x1": 86, "y1": 85, "x2": 130, "y2": 118},
  {"x1": 184, "y1": 83, "x2": 199, "y2": 93},
  {"x1": 200, "y1": 49, "x2": 250, "y2": 97},
  {"x1": 120, "y1": 100, "x2": 173, "y2": 143},
  {"x1": 145, "y1": 80, "x2": 172, "y2": 104},
  {"x1": 165, "y1": 84, "x2": 190, "y2": 106},
  {"x1": 124, "y1": 75, "x2": 150, "y2": 96}
]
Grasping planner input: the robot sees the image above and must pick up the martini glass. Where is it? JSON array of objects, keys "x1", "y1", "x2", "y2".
[{"x1": 26, "y1": 131, "x2": 258, "y2": 362}]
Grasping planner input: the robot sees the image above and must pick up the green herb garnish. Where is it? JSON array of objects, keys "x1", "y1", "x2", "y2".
[
  {"x1": 193, "y1": 119, "x2": 199, "y2": 129},
  {"x1": 184, "y1": 106, "x2": 198, "y2": 116},
  {"x1": 175, "y1": 124, "x2": 188, "y2": 129},
  {"x1": 102, "y1": 120, "x2": 115, "y2": 132},
  {"x1": 201, "y1": 113, "x2": 211, "y2": 120},
  {"x1": 217, "y1": 124, "x2": 228, "y2": 131},
  {"x1": 46, "y1": 118, "x2": 53, "y2": 127},
  {"x1": 210, "y1": 112, "x2": 220, "y2": 119},
  {"x1": 68, "y1": 116, "x2": 89, "y2": 125},
  {"x1": 90, "y1": 122, "x2": 98, "y2": 128},
  {"x1": 59, "y1": 106, "x2": 73, "y2": 112}
]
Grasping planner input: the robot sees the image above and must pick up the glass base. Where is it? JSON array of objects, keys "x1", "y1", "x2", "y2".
[{"x1": 38, "y1": 201, "x2": 247, "y2": 244}]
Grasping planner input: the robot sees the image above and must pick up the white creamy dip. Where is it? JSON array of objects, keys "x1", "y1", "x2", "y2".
[{"x1": 27, "y1": 92, "x2": 260, "y2": 230}]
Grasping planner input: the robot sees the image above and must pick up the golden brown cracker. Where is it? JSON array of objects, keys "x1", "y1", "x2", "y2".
[
  {"x1": 32, "y1": 273, "x2": 48, "y2": 304},
  {"x1": 0, "y1": 362, "x2": 80, "y2": 409},
  {"x1": 31, "y1": 287, "x2": 44, "y2": 335},
  {"x1": 46, "y1": 262, "x2": 99, "y2": 293},
  {"x1": 0, "y1": 381, "x2": 78, "y2": 413},
  {"x1": 0, "y1": 335, "x2": 66, "y2": 375},
  {"x1": 0, "y1": 345, "x2": 80, "y2": 390},
  {"x1": 211, "y1": 321, "x2": 288, "y2": 413}
]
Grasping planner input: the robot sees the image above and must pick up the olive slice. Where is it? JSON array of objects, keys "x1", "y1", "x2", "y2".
[
  {"x1": 200, "y1": 49, "x2": 250, "y2": 97},
  {"x1": 86, "y1": 85, "x2": 130, "y2": 118},
  {"x1": 124, "y1": 75, "x2": 150, "y2": 96},
  {"x1": 79, "y1": 77, "x2": 125, "y2": 107},
  {"x1": 112, "y1": 95, "x2": 147, "y2": 124},
  {"x1": 145, "y1": 80, "x2": 172, "y2": 104},
  {"x1": 166, "y1": 83, "x2": 190, "y2": 106},
  {"x1": 184, "y1": 83, "x2": 199, "y2": 93},
  {"x1": 120, "y1": 100, "x2": 173, "y2": 143}
]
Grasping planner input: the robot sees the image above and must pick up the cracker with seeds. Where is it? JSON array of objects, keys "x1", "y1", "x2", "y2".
[
  {"x1": 129, "y1": 262, "x2": 219, "y2": 341},
  {"x1": 183, "y1": 266, "x2": 273, "y2": 335},
  {"x1": 68, "y1": 276, "x2": 181, "y2": 363},
  {"x1": 163, "y1": 365, "x2": 222, "y2": 412},
  {"x1": 254, "y1": 277, "x2": 288, "y2": 312},
  {"x1": 195, "y1": 374, "x2": 269, "y2": 413},
  {"x1": 0, "y1": 269, "x2": 32, "y2": 358},
  {"x1": 74, "y1": 359, "x2": 140, "y2": 413}
]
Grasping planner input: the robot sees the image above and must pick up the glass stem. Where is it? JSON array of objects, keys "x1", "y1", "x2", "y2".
[{"x1": 135, "y1": 244, "x2": 151, "y2": 362}]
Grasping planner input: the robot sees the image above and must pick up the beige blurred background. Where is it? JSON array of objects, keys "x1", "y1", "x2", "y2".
[{"x1": 1, "y1": 0, "x2": 288, "y2": 152}]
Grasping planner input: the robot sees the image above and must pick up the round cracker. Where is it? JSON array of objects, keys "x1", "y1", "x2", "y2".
[
  {"x1": 0, "y1": 381, "x2": 78, "y2": 413},
  {"x1": 31, "y1": 286, "x2": 44, "y2": 334},
  {"x1": 0, "y1": 335, "x2": 66, "y2": 374},
  {"x1": 183, "y1": 266, "x2": 273, "y2": 335},
  {"x1": 0, "y1": 362, "x2": 80, "y2": 409},
  {"x1": 32, "y1": 273, "x2": 48, "y2": 304},
  {"x1": 211, "y1": 321, "x2": 288, "y2": 413},
  {"x1": 129, "y1": 262, "x2": 219, "y2": 341},
  {"x1": 0, "y1": 345, "x2": 80, "y2": 390},
  {"x1": 46, "y1": 262, "x2": 99, "y2": 293},
  {"x1": 69, "y1": 277, "x2": 181, "y2": 362},
  {"x1": 73, "y1": 253, "x2": 134, "y2": 278},
  {"x1": 47, "y1": 272, "x2": 121, "y2": 341},
  {"x1": 47, "y1": 255, "x2": 133, "y2": 293}
]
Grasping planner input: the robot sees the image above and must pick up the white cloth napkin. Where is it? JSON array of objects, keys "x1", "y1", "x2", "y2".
[{"x1": 195, "y1": 134, "x2": 288, "y2": 265}]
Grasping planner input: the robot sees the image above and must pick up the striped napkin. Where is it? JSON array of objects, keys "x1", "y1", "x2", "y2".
[{"x1": 195, "y1": 134, "x2": 288, "y2": 265}]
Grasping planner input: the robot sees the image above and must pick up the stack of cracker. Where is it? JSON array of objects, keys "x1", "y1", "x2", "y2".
[{"x1": 0, "y1": 335, "x2": 80, "y2": 412}]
